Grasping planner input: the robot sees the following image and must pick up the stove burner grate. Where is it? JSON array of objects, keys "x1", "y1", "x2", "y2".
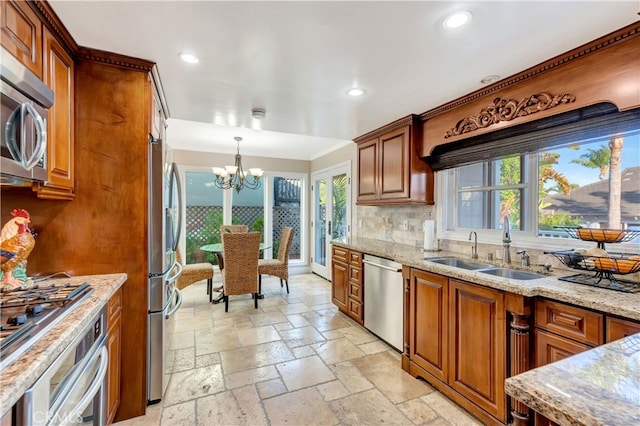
[{"x1": 0, "y1": 282, "x2": 90, "y2": 308}]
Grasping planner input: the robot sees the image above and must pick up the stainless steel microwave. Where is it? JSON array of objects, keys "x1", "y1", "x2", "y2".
[{"x1": 0, "y1": 48, "x2": 53, "y2": 184}]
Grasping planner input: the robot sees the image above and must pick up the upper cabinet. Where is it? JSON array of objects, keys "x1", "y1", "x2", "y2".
[
  {"x1": 36, "y1": 27, "x2": 74, "y2": 199},
  {"x1": 354, "y1": 115, "x2": 434, "y2": 205},
  {"x1": 1, "y1": 0, "x2": 77, "y2": 199},
  {"x1": 1, "y1": 0, "x2": 43, "y2": 78}
]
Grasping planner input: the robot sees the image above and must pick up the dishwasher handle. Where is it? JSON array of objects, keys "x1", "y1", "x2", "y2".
[{"x1": 363, "y1": 259, "x2": 402, "y2": 272}]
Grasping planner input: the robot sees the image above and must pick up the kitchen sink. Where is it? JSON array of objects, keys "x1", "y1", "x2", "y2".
[
  {"x1": 425, "y1": 257, "x2": 494, "y2": 270},
  {"x1": 479, "y1": 268, "x2": 546, "y2": 280}
]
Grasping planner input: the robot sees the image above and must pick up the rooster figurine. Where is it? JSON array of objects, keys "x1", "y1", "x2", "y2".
[{"x1": 0, "y1": 209, "x2": 35, "y2": 290}]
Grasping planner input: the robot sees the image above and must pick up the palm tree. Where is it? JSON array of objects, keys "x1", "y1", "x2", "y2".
[
  {"x1": 608, "y1": 136, "x2": 624, "y2": 228},
  {"x1": 570, "y1": 145, "x2": 611, "y2": 179}
]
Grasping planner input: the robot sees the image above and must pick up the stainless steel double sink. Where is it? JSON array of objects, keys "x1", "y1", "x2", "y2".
[{"x1": 425, "y1": 256, "x2": 546, "y2": 280}]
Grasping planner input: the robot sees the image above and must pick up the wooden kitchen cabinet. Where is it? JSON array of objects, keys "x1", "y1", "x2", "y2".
[
  {"x1": 354, "y1": 115, "x2": 434, "y2": 205},
  {"x1": 409, "y1": 269, "x2": 448, "y2": 382},
  {"x1": 0, "y1": 0, "x2": 43, "y2": 78},
  {"x1": 448, "y1": 279, "x2": 506, "y2": 422},
  {"x1": 407, "y1": 269, "x2": 506, "y2": 424},
  {"x1": 106, "y1": 288, "x2": 122, "y2": 424},
  {"x1": 534, "y1": 328, "x2": 590, "y2": 367},
  {"x1": 331, "y1": 246, "x2": 364, "y2": 324},
  {"x1": 606, "y1": 316, "x2": 640, "y2": 342},
  {"x1": 36, "y1": 27, "x2": 75, "y2": 200}
]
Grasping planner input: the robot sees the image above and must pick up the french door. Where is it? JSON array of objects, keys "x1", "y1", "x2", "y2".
[{"x1": 311, "y1": 162, "x2": 351, "y2": 279}]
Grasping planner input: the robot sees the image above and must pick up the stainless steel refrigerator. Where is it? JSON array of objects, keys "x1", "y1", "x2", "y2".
[{"x1": 147, "y1": 134, "x2": 183, "y2": 405}]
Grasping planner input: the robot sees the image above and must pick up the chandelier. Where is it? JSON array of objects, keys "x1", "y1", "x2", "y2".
[{"x1": 211, "y1": 137, "x2": 263, "y2": 192}]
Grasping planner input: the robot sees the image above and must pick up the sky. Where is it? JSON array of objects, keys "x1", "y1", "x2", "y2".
[{"x1": 549, "y1": 132, "x2": 640, "y2": 188}]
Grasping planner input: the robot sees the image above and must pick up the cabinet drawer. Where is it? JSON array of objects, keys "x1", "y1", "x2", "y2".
[
  {"x1": 332, "y1": 246, "x2": 349, "y2": 263},
  {"x1": 348, "y1": 299, "x2": 363, "y2": 321},
  {"x1": 108, "y1": 288, "x2": 123, "y2": 327},
  {"x1": 534, "y1": 328, "x2": 591, "y2": 367},
  {"x1": 535, "y1": 299, "x2": 603, "y2": 346},
  {"x1": 349, "y1": 251, "x2": 362, "y2": 266},
  {"x1": 349, "y1": 282, "x2": 362, "y2": 302},
  {"x1": 606, "y1": 316, "x2": 640, "y2": 342},
  {"x1": 349, "y1": 266, "x2": 361, "y2": 283}
]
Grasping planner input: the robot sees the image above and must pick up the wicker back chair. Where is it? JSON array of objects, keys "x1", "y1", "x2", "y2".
[
  {"x1": 258, "y1": 227, "x2": 294, "y2": 293},
  {"x1": 221, "y1": 231, "x2": 261, "y2": 312},
  {"x1": 175, "y1": 249, "x2": 215, "y2": 301},
  {"x1": 220, "y1": 224, "x2": 249, "y2": 234}
]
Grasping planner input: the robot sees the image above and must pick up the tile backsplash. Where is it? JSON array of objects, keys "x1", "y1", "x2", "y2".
[{"x1": 355, "y1": 205, "x2": 435, "y2": 247}]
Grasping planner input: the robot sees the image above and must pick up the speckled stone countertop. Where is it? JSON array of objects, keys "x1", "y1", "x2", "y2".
[
  {"x1": 332, "y1": 237, "x2": 640, "y2": 321},
  {"x1": 504, "y1": 333, "x2": 640, "y2": 425},
  {"x1": 0, "y1": 273, "x2": 127, "y2": 417}
]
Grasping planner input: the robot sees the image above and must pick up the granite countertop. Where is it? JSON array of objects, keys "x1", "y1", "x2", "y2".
[
  {"x1": 0, "y1": 273, "x2": 127, "y2": 417},
  {"x1": 332, "y1": 236, "x2": 640, "y2": 320},
  {"x1": 504, "y1": 333, "x2": 640, "y2": 425}
]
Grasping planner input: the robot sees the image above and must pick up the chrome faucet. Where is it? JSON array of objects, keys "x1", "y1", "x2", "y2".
[
  {"x1": 502, "y1": 215, "x2": 511, "y2": 264},
  {"x1": 468, "y1": 231, "x2": 478, "y2": 259}
]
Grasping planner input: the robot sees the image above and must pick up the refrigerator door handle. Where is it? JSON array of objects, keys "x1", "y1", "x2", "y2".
[
  {"x1": 169, "y1": 162, "x2": 183, "y2": 253},
  {"x1": 165, "y1": 288, "x2": 183, "y2": 319},
  {"x1": 166, "y1": 260, "x2": 182, "y2": 284}
]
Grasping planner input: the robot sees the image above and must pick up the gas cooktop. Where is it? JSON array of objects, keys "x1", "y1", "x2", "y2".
[{"x1": 0, "y1": 282, "x2": 93, "y2": 369}]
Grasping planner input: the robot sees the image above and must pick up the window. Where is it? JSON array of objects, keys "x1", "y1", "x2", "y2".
[
  {"x1": 182, "y1": 167, "x2": 307, "y2": 265},
  {"x1": 442, "y1": 129, "x2": 640, "y2": 245}
]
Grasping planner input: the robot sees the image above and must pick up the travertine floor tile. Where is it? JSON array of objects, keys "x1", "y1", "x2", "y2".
[
  {"x1": 196, "y1": 386, "x2": 267, "y2": 425},
  {"x1": 330, "y1": 361, "x2": 374, "y2": 394},
  {"x1": 339, "y1": 325, "x2": 379, "y2": 345},
  {"x1": 292, "y1": 345, "x2": 316, "y2": 358},
  {"x1": 163, "y1": 364, "x2": 225, "y2": 407},
  {"x1": 276, "y1": 355, "x2": 335, "y2": 391},
  {"x1": 279, "y1": 325, "x2": 326, "y2": 348},
  {"x1": 330, "y1": 388, "x2": 411, "y2": 425},
  {"x1": 397, "y1": 398, "x2": 439, "y2": 424},
  {"x1": 263, "y1": 387, "x2": 339, "y2": 425},
  {"x1": 194, "y1": 327, "x2": 241, "y2": 356},
  {"x1": 352, "y1": 352, "x2": 434, "y2": 403},
  {"x1": 236, "y1": 324, "x2": 281, "y2": 346},
  {"x1": 285, "y1": 313, "x2": 312, "y2": 328},
  {"x1": 256, "y1": 378, "x2": 288, "y2": 399},
  {"x1": 359, "y1": 340, "x2": 393, "y2": 354},
  {"x1": 277, "y1": 302, "x2": 313, "y2": 315},
  {"x1": 312, "y1": 337, "x2": 365, "y2": 364},
  {"x1": 160, "y1": 400, "x2": 196, "y2": 425},
  {"x1": 166, "y1": 347, "x2": 195, "y2": 373},
  {"x1": 421, "y1": 392, "x2": 482, "y2": 425},
  {"x1": 195, "y1": 352, "x2": 220, "y2": 368},
  {"x1": 248, "y1": 311, "x2": 289, "y2": 326},
  {"x1": 301, "y1": 310, "x2": 352, "y2": 332},
  {"x1": 220, "y1": 340, "x2": 295, "y2": 374},
  {"x1": 225, "y1": 365, "x2": 279, "y2": 389},
  {"x1": 316, "y1": 380, "x2": 350, "y2": 401}
]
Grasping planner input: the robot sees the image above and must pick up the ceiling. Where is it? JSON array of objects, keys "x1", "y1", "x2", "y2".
[{"x1": 49, "y1": 1, "x2": 639, "y2": 161}]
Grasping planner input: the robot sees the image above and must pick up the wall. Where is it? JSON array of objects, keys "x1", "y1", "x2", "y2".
[{"x1": 173, "y1": 149, "x2": 310, "y2": 174}]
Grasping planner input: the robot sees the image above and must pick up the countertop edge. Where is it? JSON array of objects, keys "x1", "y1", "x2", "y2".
[
  {"x1": 331, "y1": 238, "x2": 640, "y2": 321},
  {"x1": 0, "y1": 273, "x2": 127, "y2": 417}
]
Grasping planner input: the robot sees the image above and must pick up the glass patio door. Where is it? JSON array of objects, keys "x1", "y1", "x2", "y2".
[{"x1": 311, "y1": 163, "x2": 350, "y2": 279}]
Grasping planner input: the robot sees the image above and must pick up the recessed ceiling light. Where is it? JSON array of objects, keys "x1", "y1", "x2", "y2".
[
  {"x1": 481, "y1": 75, "x2": 501, "y2": 84},
  {"x1": 347, "y1": 87, "x2": 366, "y2": 97},
  {"x1": 443, "y1": 11, "x2": 472, "y2": 29},
  {"x1": 178, "y1": 52, "x2": 199, "y2": 64}
]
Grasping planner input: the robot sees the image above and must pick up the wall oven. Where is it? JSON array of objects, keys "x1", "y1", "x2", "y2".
[
  {"x1": 17, "y1": 306, "x2": 108, "y2": 425},
  {"x1": 0, "y1": 48, "x2": 53, "y2": 184}
]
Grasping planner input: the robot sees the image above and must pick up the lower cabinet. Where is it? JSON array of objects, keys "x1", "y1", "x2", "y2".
[
  {"x1": 331, "y1": 246, "x2": 364, "y2": 324},
  {"x1": 106, "y1": 288, "x2": 122, "y2": 424},
  {"x1": 407, "y1": 269, "x2": 506, "y2": 424},
  {"x1": 606, "y1": 316, "x2": 640, "y2": 342}
]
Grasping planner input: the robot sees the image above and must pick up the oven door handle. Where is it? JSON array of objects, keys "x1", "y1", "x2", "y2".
[
  {"x1": 73, "y1": 345, "x2": 109, "y2": 417},
  {"x1": 49, "y1": 344, "x2": 109, "y2": 424}
]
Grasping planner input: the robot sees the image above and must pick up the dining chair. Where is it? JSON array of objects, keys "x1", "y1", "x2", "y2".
[
  {"x1": 220, "y1": 224, "x2": 249, "y2": 234},
  {"x1": 220, "y1": 231, "x2": 261, "y2": 312},
  {"x1": 175, "y1": 249, "x2": 215, "y2": 302},
  {"x1": 258, "y1": 227, "x2": 294, "y2": 294}
]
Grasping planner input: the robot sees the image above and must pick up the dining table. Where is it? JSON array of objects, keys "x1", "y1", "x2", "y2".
[{"x1": 200, "y1": 242, "x2": 271, "y2": 303}]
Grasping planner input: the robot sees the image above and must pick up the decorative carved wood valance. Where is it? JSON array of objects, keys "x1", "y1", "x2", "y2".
[{"x1": 444, "y1": 92, "x2": 575, "y2": 138}]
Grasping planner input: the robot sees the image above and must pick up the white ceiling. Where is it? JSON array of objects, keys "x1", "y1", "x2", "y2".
[{"x1": 49, "y1": 1, "x2": 639, "y2": 161}]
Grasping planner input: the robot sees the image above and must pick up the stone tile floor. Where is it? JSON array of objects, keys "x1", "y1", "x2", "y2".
[{"x1": 115, "y1": 273, "x2": 481, "y2": 425}]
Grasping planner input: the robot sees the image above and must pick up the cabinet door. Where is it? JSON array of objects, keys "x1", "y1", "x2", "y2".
[
  {"x1": 0, "y1": 0, "x2": 42, "y2": 78},
  {"x1": 331, "y1": 260, "x2": 348, "y2": 311},
  {"x1": 106, "y1": 289, "x2": 122, "y2": 424},
  {"x1": 40, "y1": 27, "x2": 74, "y2": 197},
  {"x1": 357, "y1": 138, "x2": 378, "y2": 202},
  {"x1": 606, "y1": 316, "x2": 640, "y2": 343},
  {"x1": 534, "y1": 328, "x2": 590, "y2": 367},
  {"x1": 379, "y1": 126, "x2": 410, "y2": 200},
  {"x1": 409, "y1": 269, "x2": 448, "y2": 382},
  {"x1": 448, "y1": 279, "x2": 506, "y2": 422}
]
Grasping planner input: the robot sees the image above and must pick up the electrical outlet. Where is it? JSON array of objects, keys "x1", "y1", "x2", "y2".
[{"x1": 402, "y1": 220, "x2": 408, "y2": 231}]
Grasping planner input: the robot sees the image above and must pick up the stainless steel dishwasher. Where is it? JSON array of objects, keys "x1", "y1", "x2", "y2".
[{"x1": 363, "y1": 254, "x2": 403, "y2": 351}]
